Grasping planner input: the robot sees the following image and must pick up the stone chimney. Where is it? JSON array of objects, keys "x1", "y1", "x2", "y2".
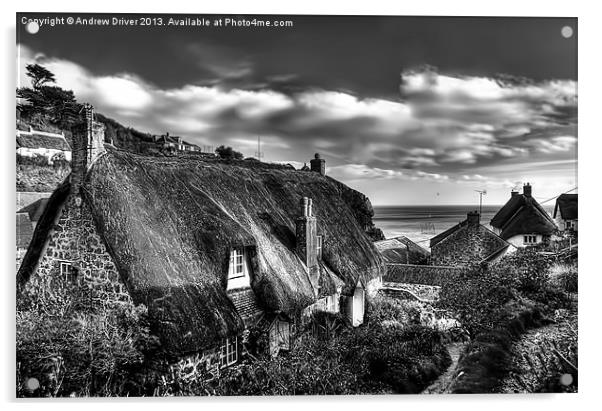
[
  {"x1": 310, "y1": 153, "x2": 326, "y2": 176},
  {"x1": 467, "y1": 210, "x2": 480, "y2": 227},
  {"x1": 70, "y1": 103, "x2": 106, "y2": 195},
  {"x1": 511, "y1": 190, "x2": 519, "y2": 197},
  {"x1": 523, "y1": 183, "x2": 532, "y2": 197},
  {"x1": 296, "y1": 197, "x2": 319, "y2": 292}
]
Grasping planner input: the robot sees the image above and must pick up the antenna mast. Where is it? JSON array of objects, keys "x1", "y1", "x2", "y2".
[
  {"x1": 255, "y1": 136, "x2": 264, "y2": 160},
  {"x1": 475, "y1": 189, "x2": 487, "y2": 215}
]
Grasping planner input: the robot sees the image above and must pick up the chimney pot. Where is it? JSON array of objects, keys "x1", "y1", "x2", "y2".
[
  {"x1": 310, "y1": 153, "x2": 326, "y2": 176},
  {"x1": 467, "y1": 210, "x2": 480, "y2": 226}
]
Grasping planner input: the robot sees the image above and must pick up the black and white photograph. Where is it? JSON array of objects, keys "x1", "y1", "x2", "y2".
[{"x1": 13, "y1": 8, "x2": 579, "y2": 399}]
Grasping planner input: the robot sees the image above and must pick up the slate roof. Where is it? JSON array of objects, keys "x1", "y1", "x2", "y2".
[
  {"x1": 16, "y1": 133, "x2": 71, "y2": 151},
  {"x1": 16, "y1": 213, "x2": 34, "y2": 249},
  {"x1": 374, "y1": 236, "x2": 430, "y2": 264},
  {"x1": 17, "y1": 198, "x2": 49, "y2": 223}
]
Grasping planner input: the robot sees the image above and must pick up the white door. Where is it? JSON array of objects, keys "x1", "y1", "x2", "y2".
[{"x1": 352, "y1": 287, "x2": 365, "y2": 326}]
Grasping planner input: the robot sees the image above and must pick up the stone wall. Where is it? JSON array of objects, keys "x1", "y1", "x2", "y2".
[
  {"x1": 381, "y1": 283, "x2": 440, "y2": 301},
  {"x1": 431, "y1": 224, "x2": 508, "y2": 266},
  {"x1": 384, "y1": 263, "x2": 462, "y2": 286},
  {"x1": 23, "y1": 196, "x2": 131, "y2": 305}
]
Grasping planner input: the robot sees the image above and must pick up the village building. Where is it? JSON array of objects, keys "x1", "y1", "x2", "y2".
[
  {"x1": 16, "y1": 127, "x2": 72, "y2": 164},
  {"x1": 430, "y1": 211, "x2": 515, "y2": 267},
  {"x1": 152, "y1": 133, "x2": 202, "y2": 153},
  {"x1": 374, "y1": 236, "x2": 430, "y2": 265},
  {"x1": 553, "y1": 193, "x2": 578, "y2": 233},
  {"x1": 490, "y1": 183, "x2": 557, "y2": 247},
  {"x1": 17, "y1": 106, "x2": 384, "y2": 376}
]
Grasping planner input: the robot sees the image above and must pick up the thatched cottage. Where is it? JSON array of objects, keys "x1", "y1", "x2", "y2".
[
  {"x1": 490, "y1": 184, "x2": 557, "y2": 247},
  {"x1": 17, "y1": 106, "x2": 384, "y2": 373},
  {"x1": 553, "y1": 193, "x2": 578, "y2": 233}
]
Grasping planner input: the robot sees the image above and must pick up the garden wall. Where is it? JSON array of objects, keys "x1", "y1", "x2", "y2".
[{"x1": 384, "y1": 263, "x2": 462, "y2": 286}]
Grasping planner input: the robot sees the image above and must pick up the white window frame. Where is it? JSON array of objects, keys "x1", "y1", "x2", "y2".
[
  {"x1": 565, "y1": 220, "x2": 573, "y2": 229},
  {"x1": 523, "y1": 234, "x2": 537, "y2": 245},
  {"x1": 220, "y1": 336, "x2": 238, "y2": 367},
  {"x1": 59, "y1": 261, "x2": 75, "y2": 283},
  {"x1": 228, "y1": 247, "x2": 245, "y2": 279},
  {"x1": 327, "y1": 294, "x2": 338, "y2": 312}
]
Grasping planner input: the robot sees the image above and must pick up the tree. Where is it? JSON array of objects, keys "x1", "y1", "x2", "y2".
[
  {"x1": 25, "y1": 64, "x2": 56, "y2": 90},
  {"x1": 215, "y1": 145, "x2": 244, "y2": 160},
  {"x1": 17, "y1": 64, "x2": 81, "y2": 128}
]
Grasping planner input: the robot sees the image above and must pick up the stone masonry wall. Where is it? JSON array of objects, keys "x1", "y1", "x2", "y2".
[
  {"x1": 381, "y1": 284, "x2": 440, "y2": 302},
  {"x1": 384, "y1": 263, "x2": 462, "y2": 287},
  {"x1": 23, "y1": 196, "x2": 131, "y2": 305},
  {"x1": 431, "y1": 225, "x2": 507, "y2": 267}
]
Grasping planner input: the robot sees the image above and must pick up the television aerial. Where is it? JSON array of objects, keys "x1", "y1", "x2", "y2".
[{"x1": 475, "y1": 189, "x2": 487, "y2": 215}]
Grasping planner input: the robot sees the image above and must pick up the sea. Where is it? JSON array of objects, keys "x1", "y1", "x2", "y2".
[{"x1": 373, "y1": 205, "x2": 554, "y2": 250}]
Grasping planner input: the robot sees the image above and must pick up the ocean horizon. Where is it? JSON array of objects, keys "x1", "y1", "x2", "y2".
[{"x1": 373, "y1": 204, "x2": 555, "y2": 249}]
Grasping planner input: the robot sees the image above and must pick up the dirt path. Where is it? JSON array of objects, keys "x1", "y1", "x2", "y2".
[{"x1": 421, "y1": 342, "x2": 466, "y2": 394}]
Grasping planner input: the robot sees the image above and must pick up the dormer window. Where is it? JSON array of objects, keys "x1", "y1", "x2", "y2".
[
  {"x1": 228, "y1": 247, "x2": 245, "y2": 279},
  {"x1": 227, "y1": 247, "x2": 251, "y2": 290}
]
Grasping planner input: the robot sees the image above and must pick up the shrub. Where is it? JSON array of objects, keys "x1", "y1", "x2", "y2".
[
  {"x1": 158, "y1": 297, "x2": 450, "y2": 396},
  {"x1": 16, "y1": 286, "x2": 160, "y2": 397},
  {"x1": 215, "y1": 145, "x2": 244, "y2": 160},
  {"x1": 549, "y1": 263, "x2": 578, "y2": 293}
]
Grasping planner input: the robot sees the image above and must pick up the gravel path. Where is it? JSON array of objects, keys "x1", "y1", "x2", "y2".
[{"x1": 421, "y1": 342, "x2": 466, "y2": 394}]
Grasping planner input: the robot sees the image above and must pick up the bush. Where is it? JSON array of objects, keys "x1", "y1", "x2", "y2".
[
  {"x1": 450, "y1": 308, "x2": 547, "y2": 393},
  {"x1": 16, "y1": 286, "x2": 160, "y2": 397},
  {"x1": 549, "y1": 263, "x2": 578, "y2": 293},
  {"x1": 158, "y1": 296, "x2": 450, "y2": 396},
  {"x1": 215, "y1": 145, "x2": 244, "y2": 160}
]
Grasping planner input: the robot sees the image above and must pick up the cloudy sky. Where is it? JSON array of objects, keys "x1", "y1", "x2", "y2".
[{"x1": 17, "y1": 14, "x2": 577, "y2": 205}]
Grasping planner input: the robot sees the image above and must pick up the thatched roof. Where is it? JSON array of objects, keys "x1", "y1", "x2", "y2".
[
  {"x1": 490, "y1": 192, "x2": 556, "y2": 239},
  {"x1": 554, "y1": 194, "x2": 577, "y2": 220},
  {"x1": 18, "y1": 147, "x2": 384, "y2": 354},
  {"x1": 16, "y1": 133, "x2": 71, "y2": 151}
]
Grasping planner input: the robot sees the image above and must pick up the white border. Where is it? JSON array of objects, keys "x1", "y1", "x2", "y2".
[{"x1": 2, "y1": 1, "x2": 599, "y2": 410}]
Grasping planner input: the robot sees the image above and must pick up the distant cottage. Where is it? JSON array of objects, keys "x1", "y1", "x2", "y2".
[
  {"x1": 430, "y1": 211, "x2": 515, "y2": 266},
  {"x1": 17, "y1": 106, "x2": 384, "y2": 374},
  {"x1": 16, "y1": 127, "x2": 72, "y2": 164},
  {"x1": 553, "y1": 193, "x2": 578, "y2": 233},
  {"x1": 153, "y1": 132, "x2": 202, "y2": 153},
  {"x1": 490, "y1": 184, "x2": 557, "y2": 247}
]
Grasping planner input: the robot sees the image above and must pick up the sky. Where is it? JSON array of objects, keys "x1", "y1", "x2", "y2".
[{"x1": 17, "y1": 14, "x2": 577, "y2": 206}]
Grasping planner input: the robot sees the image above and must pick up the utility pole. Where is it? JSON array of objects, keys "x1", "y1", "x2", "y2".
[
  {"x1": 475, "y1": 189, "x2": 487, "y2": 215},
  {"x1": 255, "y1": 136, "x2": 264, "y2": 161}
]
